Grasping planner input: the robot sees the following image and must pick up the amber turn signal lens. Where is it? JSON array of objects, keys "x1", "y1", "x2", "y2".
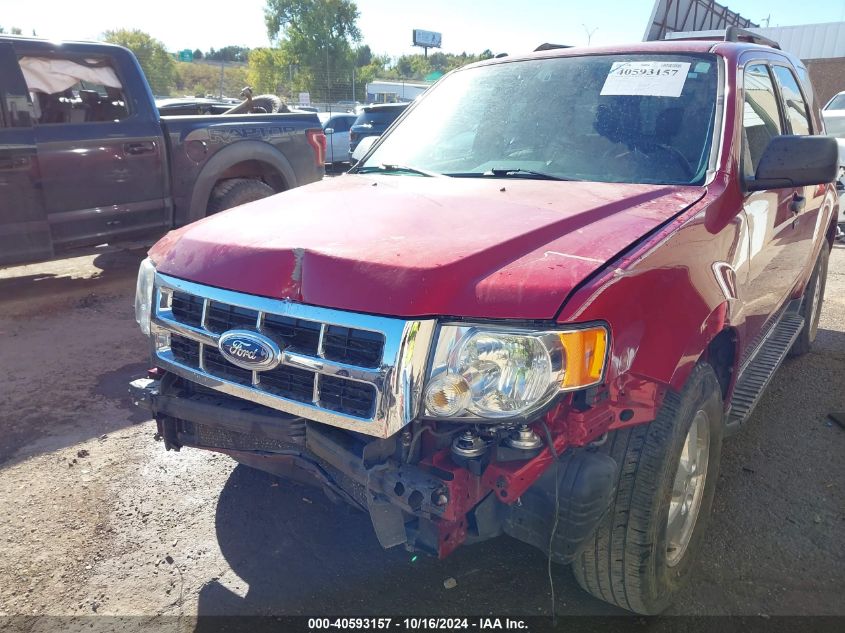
[{"x1": 559, "y1": 327, "x2": 608, "y2": 389}]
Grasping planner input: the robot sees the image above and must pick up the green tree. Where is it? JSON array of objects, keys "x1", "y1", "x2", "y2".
[
  {"x1": 192, "y1": 49, "x2": 203, "y2": 60},
  {"x1": 103, "y1": 28, "x2": 175, "y2": 95},
  {"x1": 355, "y1": 44, "x2": 372, "y2": 67},
  {"x1": 264, "y1": 0, "x2": 361, "y2": 102},
  {"x1": 206, "y1": 46, "x2": 251, "y2": 63},
  {"x1": 353, "y1": 55, "x2": 388, "y2": 101},
  {"x1": 384, "y1": 51, "x2": 491, "y2": 81},
  {"x1": 173, "y1": 61, "x2": 248, "y2": 98},
  {"x1": 247, "y1": 48, "x2": 290, "y2": 95}
]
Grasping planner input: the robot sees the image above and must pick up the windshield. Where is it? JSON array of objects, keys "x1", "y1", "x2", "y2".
[
  {"x1": 361, "y1": 54, "x2": 719, "y2": 185},
  {"x1": 824, "y1": 116, "x2": 845, "y2": 138},
  {"x1": 825, "y1": 94, "x2": 845, "y2": 110}
]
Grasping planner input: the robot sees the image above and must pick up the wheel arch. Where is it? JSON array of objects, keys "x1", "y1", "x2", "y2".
[
  {"x1": 187, "y1": 141, "x2": 297, "y2": 223},
  {"x1": 667, "y1": 301, "x2": 734, "y2": 394}
]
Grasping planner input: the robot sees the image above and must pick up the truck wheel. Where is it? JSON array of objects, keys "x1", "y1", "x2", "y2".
[
  {"x1": 572, "y1": 363, "x2": 724, "y2": 614},
  {"x1": 790, "y1": 242, "x2": 830, "y2": 357},
  {"x1": 207, "y1": 178, "x2": 276, "y2": 215}
]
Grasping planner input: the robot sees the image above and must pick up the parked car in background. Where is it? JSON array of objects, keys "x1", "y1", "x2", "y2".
[
  {"x1": 822, "y1": 109, "x2": 845, "y2": 232},
  {"x1": 0, "y1": 36, "x2": 325, "y2": 266},
  {"x1": 348, "y1": 103, "x2": 409, "y2": 159},
  {"x1": 331, "y1": 100, "x2": 360, "y2": 112},
  {"x1": 823, "y1": 90, "x2": 845, "y2": 111},
  {"x1": 131, "y1": 29, "x2": 838, "y2": 614},
  {"x1": 318, "y1": 112, "x2": 358, "y2": 165}
]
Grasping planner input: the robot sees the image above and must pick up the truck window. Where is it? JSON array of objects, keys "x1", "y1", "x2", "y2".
[
  {"x1": 18, "y1": 56, "x2": 129, "y2": 124},
  {"x1": 742, "y1": 64, "x2": 782, "y2": 178},
  {"x1": 772, "y1": 66, "x2": 811, "y2": 135}
]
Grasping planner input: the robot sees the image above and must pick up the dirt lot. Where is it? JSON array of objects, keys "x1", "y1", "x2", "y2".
[{"x1": 1, "y1": 242, "x2": 843, "y2": 629}]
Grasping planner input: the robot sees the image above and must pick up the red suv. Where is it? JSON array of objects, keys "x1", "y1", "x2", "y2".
[{"x1": 131, "y1": 29, "x2": 838, "y2": 613}]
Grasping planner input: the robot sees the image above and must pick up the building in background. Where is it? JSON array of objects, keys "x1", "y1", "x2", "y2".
[
  {"x1": 643, "y1": 0, "x2": 845, "y2": 107},
  {"x1": 747, "y1": 22, "x2": 845, "y2": 106},
  {"x1": 365, "y1": 80, "x2": 431, "y2": 103},
  {"x1": 643, "y1": 0, "x2": 757, "y2": 42}
]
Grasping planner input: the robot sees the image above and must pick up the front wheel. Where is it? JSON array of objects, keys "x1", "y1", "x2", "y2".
[{"x1": 572, "y1": 363, "x2": 724, "y2": 614}]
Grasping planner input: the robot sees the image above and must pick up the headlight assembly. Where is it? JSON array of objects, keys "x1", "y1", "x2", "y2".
[
  {"x1": 134, "y1": 257, "x2": 156, "y2": 337},
  {"x1": 423, "y1": 323, "x2": 608, "y2": 420}
]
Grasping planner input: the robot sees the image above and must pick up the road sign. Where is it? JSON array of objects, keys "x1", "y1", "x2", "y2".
[
  {"x1": 299, "y1": 92, "x2": 311, "y2": 106},
  {"x1": 178, "y1": 49, "x2": 193, "y2": 62}
]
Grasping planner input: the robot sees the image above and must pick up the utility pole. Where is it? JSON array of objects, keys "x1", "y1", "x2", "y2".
[
  {"x1": 761, "y1": 14, "x2": 771, "y2": 27},
  {"x1": 352, "y1": 67, "x2": 356, "y2": 102}
]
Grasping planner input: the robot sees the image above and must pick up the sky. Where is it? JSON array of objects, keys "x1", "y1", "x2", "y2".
[{"x1": 1, "y1": 0, "x2": 843, "y2": 58}]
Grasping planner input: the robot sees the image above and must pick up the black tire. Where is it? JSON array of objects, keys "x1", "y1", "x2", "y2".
[
  {"x1": 248, "y1": 94, "x2": 283, "y2": 114},
  {"x1": 572, "y1": 363, "x2": 724, "y2": 614},
  {"x1": 207, "y1": 178, "x2": 276, "y2": 215},
  {"x1": 790, "y1": 242, "x2": 830, "y2": 357}
]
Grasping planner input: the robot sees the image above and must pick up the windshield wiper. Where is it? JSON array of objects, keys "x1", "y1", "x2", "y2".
[
  {"x1": 445, "y1": 168, "x2": 578, "y2": 181},
  {"x1": 357, "y1": 163, "x2": 440, "y2": 177},
  {"x1": 487, "y1": 168, "x2": 577, "y2": 181}
]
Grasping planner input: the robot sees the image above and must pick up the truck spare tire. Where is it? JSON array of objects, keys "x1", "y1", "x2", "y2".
[
  {"x1": 223, "y1": 93, "x2": 288, "y2": 115},
  {"x1": 248, "y1": 94, "x2": 288, "y2": 113}
]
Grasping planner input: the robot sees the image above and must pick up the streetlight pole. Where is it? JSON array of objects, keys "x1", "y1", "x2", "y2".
[
  {"x1": 219, "y1": 59, "x2": 225, "y2": 98},
  {"x1": 582, "y1": 24, "x2": 598, "y2": 46}
]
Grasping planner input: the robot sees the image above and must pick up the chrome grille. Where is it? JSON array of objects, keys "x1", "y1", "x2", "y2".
[{"x1": 150, "y1": 273, "x2": 436, "y2": 438}]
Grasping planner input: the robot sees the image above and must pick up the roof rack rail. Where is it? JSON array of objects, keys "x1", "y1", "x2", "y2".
[
  {"x1": 534, "y1": 43, "x2": 571, "y2": 52},
  {"x1": 724, "y1": 26, "x2": 780, "y2": 49},
  {"x1": 664, "y1": 27, "x2": 780, "y2": 50}
]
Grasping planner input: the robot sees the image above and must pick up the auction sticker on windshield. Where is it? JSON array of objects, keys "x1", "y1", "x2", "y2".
[{"x1": 600, "y1": 61, "x2": 691, "y2": 97}]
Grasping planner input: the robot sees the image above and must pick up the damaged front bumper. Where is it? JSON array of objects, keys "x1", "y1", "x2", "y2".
[{"x1": 131, "y1": 373, "x2": 617, "y2": 562}]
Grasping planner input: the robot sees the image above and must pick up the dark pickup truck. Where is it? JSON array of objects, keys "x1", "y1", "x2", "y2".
[{"x1": 0, "y1": 36, "x2": 325, "y2": 266}]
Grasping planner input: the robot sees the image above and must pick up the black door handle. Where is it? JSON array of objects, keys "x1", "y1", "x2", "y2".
[
  {"x1": 790, "y1": 193, "x2": 805, "y2": 215},
  {"x1": 124, "y1": 141, "x2": 156, "y2": 156}
]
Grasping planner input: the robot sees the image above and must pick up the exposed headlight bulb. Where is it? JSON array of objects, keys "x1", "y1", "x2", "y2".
[{"x1": 423, "y1": 373, "x2": 471, "y2": 417}]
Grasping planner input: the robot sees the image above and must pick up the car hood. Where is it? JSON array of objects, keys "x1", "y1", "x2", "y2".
[{"x1": 150, "y1": 175, "x2": 704, "y2": 319}]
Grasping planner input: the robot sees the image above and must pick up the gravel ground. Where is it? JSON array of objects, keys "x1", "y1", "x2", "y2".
[{"x1": 0, "y1": 242, "x2": 843, "y2": 629}]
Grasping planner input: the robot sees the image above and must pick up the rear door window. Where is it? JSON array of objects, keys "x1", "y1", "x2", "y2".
[
  {"x1": 330, "y1": 116, "x2": 350, "y2": 133},
  {"x1": 356, "y1": 108, "x2": 405, "y2": 126},
  {"x1": 772, "y1": 66, "x2": 811, "y2": 135},
  {"x1": 18, "y1": 56, "x2": 130, "y2": 124}
]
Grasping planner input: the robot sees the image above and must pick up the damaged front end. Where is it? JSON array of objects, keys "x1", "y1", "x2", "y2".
[{"x1": 131, "y1": 264, "x2": 619, "y2": 561}]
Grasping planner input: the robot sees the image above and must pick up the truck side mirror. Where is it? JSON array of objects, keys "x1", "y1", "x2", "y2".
[
  {"x1": 351, "y1": 135, "x2": 379, "y2": 163},
  {"x1": 746, "y1": 135, "x2": 839, "y2": 191},
  {"x1": 324, "y1": 128, "x2": 334, "y2": 135}
]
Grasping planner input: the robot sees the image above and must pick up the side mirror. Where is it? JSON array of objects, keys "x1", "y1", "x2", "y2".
[
  {"x1": 351, "y1": 135, "x2": 379, "y2": 163},
  {"x1": 324, "y1": 127, "x2": 334, "y2": 135},
  {"x1": 746, "y1": 135, "x2": 839, "y2": 191}
]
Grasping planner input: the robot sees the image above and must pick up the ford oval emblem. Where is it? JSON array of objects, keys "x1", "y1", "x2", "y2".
[{"x1": 218, "y1": 330, "x2": 282, "y2": 372}]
